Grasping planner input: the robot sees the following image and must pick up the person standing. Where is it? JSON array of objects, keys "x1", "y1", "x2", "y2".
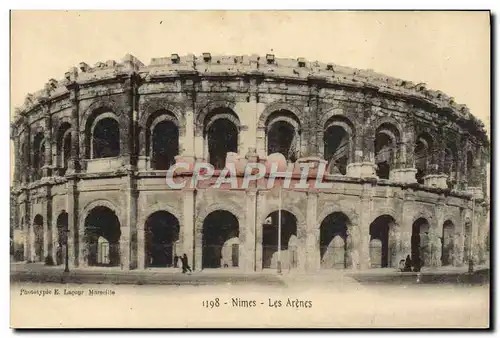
[{"x1": 181, "y1": 253, "x2": 192, "y2": 274}]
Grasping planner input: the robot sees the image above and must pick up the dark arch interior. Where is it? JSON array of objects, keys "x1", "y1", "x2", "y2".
[
  {"x1": 33, "y1": 133, "x2": 45, "y2": 180},
  {"x1": 375, "y1": 132, "x2": 393, "y2": 179},
  {"x1": 411, "y1": 217, "x2": 430, "y2": 268},
  {"x1": 202, "y1": 211, "x2": 239, "y2": 268},
  {"x1": 262, "y1": 210, "x2": 297, "y2": 269},
  {"x1": 207, "y1": 119, "x2": 238, "y2": 170},
  {"x1": 56, "y1": 212, "x2": 69, "y2": 265},
  {"x1": 320, "y1": 212, "x2": 349, "y2": 269},
  {"x1": 369, "y1": 215, "x2": 395, "y2": 268},
  {"x1": 324, "y1": 126, "x2": 349, "y2": 175},
  {"x1": 57, "y1": 123, "x2": 72, "y2": 175},
  {"x1": 92, "y1": 117, "x2": 120, "y2": 159},
  {"x1": 268, "y1": 121, "x2": 297, "y2": 163},
  {"x1": 415, "y1": 136, "x2": 431, "y2": 184},
  {"x1": 145, "y1": 211, "x2": 180, "y2": 267},
  {"x1": 444, "y1": 147, "x2": 456, "y2": 189},
  {"x1": 151, "y1": 121, "x2": 179, "y2": 170},
  {"x1": 84, "y1": 206, "x2": 121, "y2": 266},
  {"x1": 63, "y1": 133, "x2": 71, "y2": 170}
]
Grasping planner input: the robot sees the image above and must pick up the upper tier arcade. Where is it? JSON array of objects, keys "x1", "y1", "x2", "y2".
[
  {"x1": 10, "y1": 53, "x2": 490, "y2": 200},
  {"x1": 12, "y1": 53, "x2": 488, "y2": 142}
]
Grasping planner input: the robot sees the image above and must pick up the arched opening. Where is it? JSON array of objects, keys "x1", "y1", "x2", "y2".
[
  {"x1": 320, "y1": 212, "x2": 349, "y2": 269},
  {"x1": 84, "y1": 206, "x2": 121, "y2": 267},
  {"x1": 33, "y1": 214, "x2": 44, "y2": 262},
  {"x1": 375, "y1": 124, "x2": 399, "y2": 179},
  {"x1": 91, "y1": 117, "x2": 120, "y2": 159},
  {"x1": 151, "y1": 120, "x2": 179, "y2": 170},
  {"x1": 415, "y1": 134, "x2": 433, "y2": 184},
  {"x1": 369, "y1": 215, "x2": 397, "y2": 268},
  {"x1": 33, "y1": 133, "x2": 45, "y2": 180},
  {"x1": 204, "y1": 109, "x2": 239, "y2": 170},
  {"x1": 145, "y1": 211, "x2": 180, "y2": 268},
  {"x1": 441, "y1": 220, "x2": 455, "y2": 266},
  {"x1": 262, "y1": 210, "x2": 298, "y2": 270},
  {"x1": 202, "y1": 210, "x2": 240, "y2": 268},
  {"x1": 324, "y1": 126, "x2": 349, "y2": 175},
  {"x1": 411, "y1": 217, "x2": 430, "y2": 268},
  {"x1": 266, "y1": 111, "x2": 300, "y2": 163},
  {"x1": 57, "y1": 123, "x2": 72, "y2": 175},
  {"x1": 56, "y1": 211, "x2": 69, "y2": 266}
]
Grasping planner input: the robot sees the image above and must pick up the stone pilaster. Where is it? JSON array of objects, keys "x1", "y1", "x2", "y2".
[
  {"x1": 296, "y1": 220, "x2": 307, "y2": 273},
  {"x1": 453, "y1": 232, "x2": 465, "y2": 267},
  {"x1": 177, "y1": 86, "x2": 196, "y2": 164},
  {"x1": 51, "y1": 210, "x2": 58, "y2": 265},
  {"x1": 137, "y1": 222, "x2": 145, "y2": 270},
  {"x1": 306, "y1": 84, "x2": 320, "y2": 158},
  {"x1": 29, "y1": 219, "x2": 36, "y2": 262},
  {"x1": 244, "y1": 190, "x2": 257, "y2": 272},
  {"x1": 23, "y1": 194, "x2": 30, "y2": 261},
  {"x1": 119, "y1": 78, "x2": 134, "y2": 167},
  {"x1": 66, "y1": 179, "x2": 77, "y2": 267},
  {"x1": 67, "y1": 86, "x2": 80, "y2": 174},
  {"x1": 194, "y1": 131, "x2": 204, "y2": 163},
  {"x1": 183, "y1": 189, "x2": 196, "y2": 270},
  {"x1": 23, "y1": 122, "x2": 31, "y2": 183},
  {"x1": 255, "y1": 193, "x2": 264, "y2": 271},
  {"x1": 42, "y1": 187, "x2": 52, "y2": 261},
  {"x1": 13, "y1": 136, "x2": 20, "y2": 184},
  {"x1": 428, "y1": 231, "x2": 442, "y2": 268},
  {"x1": 120, "y1": 173, "x2": 137, "y2": 270},
  {"x1": 256, "y1": 126, "x2": 266, "y2": 160},
  {"x1": 358, "y1": 184, "x2": 373, "y2": 269},
  {"x1": 42, "y1": 113, "x2": 52, "y2": 178},
  {"x1": 236, "y1": 79, "x2": 258, "y2": 159},
  {"x1": 305, "y1": 192, "x2": 320, "y2": 272}
]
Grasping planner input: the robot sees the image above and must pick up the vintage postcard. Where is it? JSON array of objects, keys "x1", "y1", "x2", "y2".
[{"x1": 9, "y1": 10, "x2": 491, "y2": 328}]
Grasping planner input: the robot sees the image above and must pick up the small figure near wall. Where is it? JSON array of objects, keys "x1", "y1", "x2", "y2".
[{"x1": 181, "y1": 253, "x2": 192, "y2": 274}]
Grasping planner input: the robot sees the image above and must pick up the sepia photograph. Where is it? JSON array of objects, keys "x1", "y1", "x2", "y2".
[{"x1": 9, "y1": 10, "x2": 491, "y2": 329}]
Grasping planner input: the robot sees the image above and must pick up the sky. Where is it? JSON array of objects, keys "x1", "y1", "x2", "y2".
[{"x1": 10, "y1": 11, "x2": 490, "y2": 133}]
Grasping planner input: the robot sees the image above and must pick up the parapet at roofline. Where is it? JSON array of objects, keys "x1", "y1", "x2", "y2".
[{"x1": 12, "y1": 53, "x2": 488, "y2": 140}]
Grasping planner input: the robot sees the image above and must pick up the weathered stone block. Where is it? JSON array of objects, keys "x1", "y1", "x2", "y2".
[
  {"x1": 346, "y1": 162, "x2": 377, "y2": 178},
  {"x1": 424, "y1": 174, "x2": 448, "y2": 189}
]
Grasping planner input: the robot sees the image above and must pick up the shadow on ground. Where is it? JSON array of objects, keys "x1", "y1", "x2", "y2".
[
  {"x1": 10, "y1": 269, "x2": 286, "y2": 287},
  {"x1": 348, "y1": 268, "x2": 490, "y2": 286}
]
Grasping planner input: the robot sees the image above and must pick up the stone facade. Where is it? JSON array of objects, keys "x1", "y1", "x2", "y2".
[{"x1": 10, "y1": 53, "x2": 490, "y2": 272}]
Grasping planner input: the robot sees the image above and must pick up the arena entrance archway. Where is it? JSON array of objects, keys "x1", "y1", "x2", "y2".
[
  {"x1": 262, "y1": 210, "x2": 298, "y2": 270},
  {"x1": 33, "y1": 214, "x2": 44, "y2": 262},
  {"x1": 411, "y1": 217, "x2": 430, "y2": 269},
  {"x1": 56, "y1": 211, "x2": 69, "y2": 265},
  {"x1": 84, "y1": 206, "x2": 121, "y2": 267},
  {"x1": 202, "y1": 210, "x2": 240, "y2": 268},
  {"x1": 320, "y1": 212, "x2": 350, "y2": 269},
  {"x1": 369, "y1": 215, "x2": 397, "y2": 268},
  {"x1": 441, "y1": 220, "x2": 455, "y2": 266},
  {"x1": 145, "y1": 211, "x2": 180, "y2": 268},
  {"x1": 203, "y1": 109, "x2": 240, "y2": 170}
]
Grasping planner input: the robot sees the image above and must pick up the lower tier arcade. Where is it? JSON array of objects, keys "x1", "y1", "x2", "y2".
[{"x1": 12, "y1": 175, "x2": 490, "y2": 272}]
